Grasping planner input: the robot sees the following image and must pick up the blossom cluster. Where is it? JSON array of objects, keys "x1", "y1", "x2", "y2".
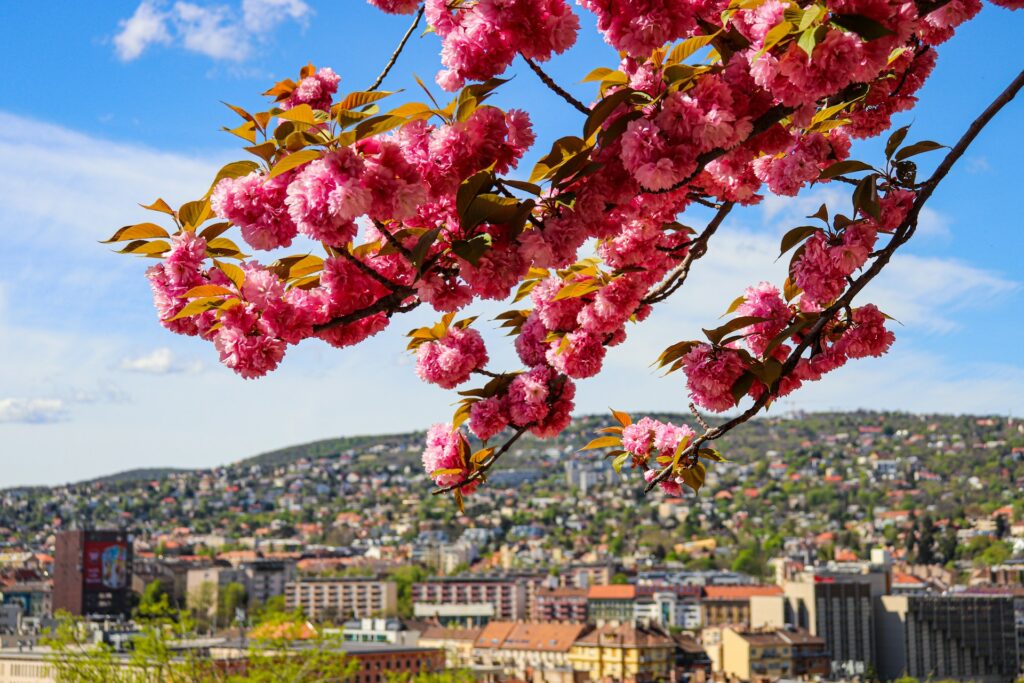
[{"x1": 614, "y1": 416, "x2": 697, "y2": 496}]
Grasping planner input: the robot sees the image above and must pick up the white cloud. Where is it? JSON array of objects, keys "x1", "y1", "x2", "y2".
[
  {"x1": 120, "y1": 347, "x2": 204, "y2": 375},
  {"x1": 173, "y1": 2, "x2": 249, "y2": 61},
  {"x1": 0, "y1": 399, "x2": 68, "y2": 425},
  {"x1": 242, "y1": 0, "x2": 311, "y2": 32},
  {"x1": 113, "y1": 1, "x2": 172, "y2": 61},
  {"x1": 112, "y1": 0, "x2": 310, "y2": 62}
]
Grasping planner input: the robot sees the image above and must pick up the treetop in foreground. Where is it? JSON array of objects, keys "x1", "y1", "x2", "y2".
[{"x1": 105, "y1": 0, "x2": 1024, "y2": 506}]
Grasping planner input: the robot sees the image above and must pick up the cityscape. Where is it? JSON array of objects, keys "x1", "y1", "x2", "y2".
[
  {"x1": 2, "y1": 0, "x2": 1024, "y2": 681},
  {"x1": 2, "y1": 411, "x2": 1024, "y2": 681}
]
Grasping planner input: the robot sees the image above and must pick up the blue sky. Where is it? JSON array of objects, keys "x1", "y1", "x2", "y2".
[{"x1": 0, "y1": 2, "x2": 1022, "y2": 486}]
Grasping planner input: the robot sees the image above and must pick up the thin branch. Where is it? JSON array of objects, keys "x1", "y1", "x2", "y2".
[
  {"x1": 431, "y1": 425, "x2": 530, "y2": 495},
  {"x1": 312, "y1": 288, "x2": 416, "y2": 334},
  {"x1": 643, "y1": 201, "x2": 735, "y2": 306},
  {"x1": 522, "y1": 56, "x2": 590, "y2": 115},
  {"x1": 373, "y1": 219, "x2": 413, "y2": 260},
  {"x1": 336, "y1": 247, "x2": 405, "y2": 291},
  {"x1": 644, "y1": 67, "x2": 1024, "y2": 492},
  {"x1": 368, "y1": 5, "x2": 425, "y2": 92}
]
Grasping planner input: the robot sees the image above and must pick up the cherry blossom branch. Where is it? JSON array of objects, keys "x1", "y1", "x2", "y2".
[
  {"x1": 642, "y1": 201, "x2": 735, "y2": 306},
  {"x1": 373, "y1": 219, "x2": 414, "y2": 260},
  {"x1": 522, "y1": 56, "x2": 590, "y2": 115},
  {"x1": 312, "y1": 287, "x2": 416, "y2": 333},
  {"x1": 368, "y1": 5, "x2": 425, "y2": 92},
  {"x1": 336, "y1": 247, "x2": 406, "y2": 291},
  {"x1": 644, "y1": 66, "x2": 1024, "y2": 493},
  {"x1": 647, "y1": 105, "x2": 793, "y2": 195}
]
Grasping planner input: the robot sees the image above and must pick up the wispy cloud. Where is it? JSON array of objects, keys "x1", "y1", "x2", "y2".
[
  {"x1": 0, "y1": 398, "x2": 68, "y2": 425},
  {"x1": 112, "y1": 0, "x2": 312, "y2": 63},
  {"x1": 120, "y1": 347, "x2": 204, "y2": 375},
  {"x1": 114, "y1": 1, "x2": 173, "y2": 61}
]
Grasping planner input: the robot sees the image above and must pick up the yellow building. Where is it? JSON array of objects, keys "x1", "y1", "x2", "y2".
[{"x1": 568, "y1": 623, "x2": 674, "y2": 683}]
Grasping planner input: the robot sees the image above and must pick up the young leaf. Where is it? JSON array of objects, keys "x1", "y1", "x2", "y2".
[
  {"x1": 267, "y1": 150, "x2": 322, "y2": 179},
  {"x1": 894, "y1": 140, "x2": 945, "y2": 161},
  {"x1": 885, "y1": 125, "x2": 911, "y2": 160},
  {"x1": 819, "y1": 159, "x2": 874, "y2": 180},
  {"x1": 611, "y1": 408, "x2": 632, "y2": 427},
  {"x1": 580, "y1": 436, "x2": 622, "y2": 451},
  {"x1": 779, "y1": 225, "x2": 820, "y2": 257}
]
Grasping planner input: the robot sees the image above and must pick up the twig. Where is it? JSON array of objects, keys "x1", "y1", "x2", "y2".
[
  {"x1": 644, "y1": 67, "x2": 1024, "y2": 492},
  {"x1": 643, "y1": 202, "x2": 734, "y2": 306},
  {"x1": 368, "y1": 5, "x2": 425, "y2": 92},
  {"x1": 431, "y1": 425, "x2": 530, "y2": 495},
  {"x1": 522, "y1": 56, "x2": 590, "y2": 115}
]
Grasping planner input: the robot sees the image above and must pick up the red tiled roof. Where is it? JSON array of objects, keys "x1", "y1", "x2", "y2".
[
  {"x1": 703, "y1": 585, "x2": 782, "y2": 600},
  {"x1": 587, "y1": 584, "x2": 636, "y2": 600}
]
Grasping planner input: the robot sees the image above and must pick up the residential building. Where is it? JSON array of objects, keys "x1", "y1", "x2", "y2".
[
  {"x1": 340, "y1": 618, "x2": 420, "y2": 647},
  {"x1": 472, "y1": 621, "x2": 589, "y2": 682},
  {"x1": 52, "y1": 530, "x2": 132, "y2": 619},
  {"x1": 413, "y1": 577, "x2": 528, "y2": 621},
  {"x1": 417, "y1": 625, "x2": 482, "y2": 668},
  {"x1": 185, "y1": 566, "x2": 245, "y2": 616},
  {"x1": 569, "y1": 622, "x2": 675, "y2": 683},
  {"x1": 284, "y1": 577, "x2": 398, "y2": 620},
  {"x1": 719, "y1": 627, "x2": 828, "y2": 682},
  {"x1": 237, "y1": 560, "x2": 295, "y2": 606},
  {"x1": 877, "y1": 595, "x2": 1020, "y2": 683},
  {"x1": 587, "y1": 584, "x2": 635, "y2": 623},
  {"x1": 534, "y1": 587, "x2": 588, "y2": 623},
  {"x1": 782, "y1": 566, "x2": 887, "y2": 677},
  {"x1": 701, "y1": 585, "x2": 783, "y2": 627},
  {"x1": 672, "y1": 634, "x2": 712, "y2": 683}
]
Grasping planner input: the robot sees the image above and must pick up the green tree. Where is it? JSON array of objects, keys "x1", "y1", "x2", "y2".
[
  {"x1": 46, "y1": 613, "x2": 359, "y2": 682},
  {"x1": 219, "y1": 582, "x2": 249, "y2": 626},
  {"x1": 136, "y1": 580, "x2": 177, "y2": 621}
]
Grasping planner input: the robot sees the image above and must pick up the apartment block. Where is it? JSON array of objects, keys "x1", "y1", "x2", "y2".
[
  {"x1": 412, "y1": 578, "x2": 528, "y2": 622},
  {"x1": 877, "y1": 595, "x2": 1020, "y2": 683},
  {"x1": 284, "y1": 577, "x2": 397, "y2": 620}
]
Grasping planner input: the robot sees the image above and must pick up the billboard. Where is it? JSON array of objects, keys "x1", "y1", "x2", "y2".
[
  {"x1": 81, "y1": 531, "x2": 132, "y2": 617},
  {"x1": 83, "y1": 539, "x2": 129, "y2": 590}
]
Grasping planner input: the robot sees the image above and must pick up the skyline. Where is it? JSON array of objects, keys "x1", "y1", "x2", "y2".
[{"x1": 1, "y1": 2, "x2": 1022, "y2": 486}]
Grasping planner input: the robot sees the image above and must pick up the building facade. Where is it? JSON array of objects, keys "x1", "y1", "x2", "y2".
[
  {"x1": 877, "y1": 595, "x2": 1020, "y2": 683},
  {"x1": 284, "y1": 578, "x2": 398, "y2": 620},
  {"x1": 413, "y1": 578, "x2": 528, "y2": 621},
  {"x1": 534, "y1": 587, "x2": 588, "y2": 623}
]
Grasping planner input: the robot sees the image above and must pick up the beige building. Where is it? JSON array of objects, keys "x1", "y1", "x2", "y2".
[
  {"x1": 473, "y1": 621, "x2": 589, "y2": 682},
  {"x1": 568, "y1": 622, "x2": 675, "y2": 683},
  {"x1": 417, "y1": 625, "x2": 481, "y2": 668},
  {"x1": 0, "y1": 648, "x2": 54, "y2": 683},
  {"x1": 285, "y1": 577, "x2": 398, "y2": 620},
  {"x1": 719, "y1": 627, "x2": 828, "y2": 683}
]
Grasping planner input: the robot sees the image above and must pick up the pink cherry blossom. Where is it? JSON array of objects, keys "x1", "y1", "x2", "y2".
[{"x1": 415, "y1": 327, "x2": 489, "y2": 389}]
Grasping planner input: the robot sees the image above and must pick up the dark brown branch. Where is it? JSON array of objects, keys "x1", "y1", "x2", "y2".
[
  {"x1": 645, "y1": 67, "x2": 1024, "y2": 492},
  {"x1": 522, "y1": 56, "x2": 590, "y2": 115},
  {"x1": 642, "y1": 202, "x2": 735, "y2": 306},
  {"x1": 336, "y1": 247, "x2": 405, "y2": 291},
  {"x1": 368, "y1": 5, "x2": 425, "y2": 92},
  {"x1": 373, "y1": 219, "x2": 413, "y2": 260},
  {"x1": 312, "y1": 288, "x2": 416, "y2": 334}
]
